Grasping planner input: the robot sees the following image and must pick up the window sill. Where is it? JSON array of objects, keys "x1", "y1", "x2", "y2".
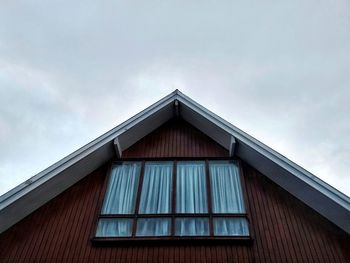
[{"x1": 91, "y1": 236, "x2": 253, "y2": 247}]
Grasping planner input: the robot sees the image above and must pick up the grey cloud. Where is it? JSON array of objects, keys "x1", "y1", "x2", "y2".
[{"x1": 0, "y1": 0, "x2": 349, "y2": 196}]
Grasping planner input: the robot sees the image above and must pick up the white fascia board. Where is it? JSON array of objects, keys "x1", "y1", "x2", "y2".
[
  {"x1": 0, "y1": 90, "x2": 178, "y2": 210},
  {"x1": 175, "y1": 91, "x2": 350, "y2": 210}
]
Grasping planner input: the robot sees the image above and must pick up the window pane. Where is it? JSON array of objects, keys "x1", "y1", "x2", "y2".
[
  {"x1": 175, "y1": 218, "x2": 209, "y2": 236},
  {"x1": 210, "y1": 161, "x2": 245, "y2": 213},
  {"x1": 213, "y1": 218, "x2": 249, "y2": 236},
  {"x1": 176, "y1": 161, "x2": 208, "y2": 213},
  {"x1": 139, "y1": 162, "x2": 173, "y2": 214},
  {"x1": 96, "y1": 218, "x2": 133, "y2": 237},
  {"x1": 136, "y1": 218, "x2": 171, "y2": 236},
  {"x1": 102, "y1": 162, "x2": 141, "y2": 214}
]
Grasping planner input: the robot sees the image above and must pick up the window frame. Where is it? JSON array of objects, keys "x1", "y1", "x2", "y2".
[{"x1": 91, "y1": 157, "x2": 253, "y2": 245}]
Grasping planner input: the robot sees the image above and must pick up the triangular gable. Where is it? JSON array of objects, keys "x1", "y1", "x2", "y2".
[
  {"x1": 123, "y1": 118, "x2": 228, "y2": 158},
  {"x1": 0, "y1": 90, "x2": 349, "y2": 234}
]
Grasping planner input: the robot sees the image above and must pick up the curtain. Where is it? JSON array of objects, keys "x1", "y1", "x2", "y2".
[
  {"x1": 209, "y1": 161, "x2": 245, "y2": 213},
  {"x1": 176, "y1": 161, "x2": 208, "y2": 213},
  {"x1": 175, "y1": 218, "x2": 209, "y2": 236},
  {"x1": 136, "y1": 218, "x2": 171, "y2": 236},
  {"x1": 139, "y1": 162, "x2": 173, "y2": 214},
  {"x1": 213, "y1": 218, "x2": 249, "y2": 236},
  {"x1": 102, "y1": 162, "x2": 141, "y2": 214},
  {"x1": 96, "y1": 219, "x2": 133, "y2": 237}
]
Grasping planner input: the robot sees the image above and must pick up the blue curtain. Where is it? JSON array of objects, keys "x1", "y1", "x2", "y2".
[
  {"x1": 139, "y1": 162, "x2": 173, "y2": 214},
  {"x1": 102, "y1": 162, "x2": 141, "y2": 214},
  {"x1": 176, "y1": 161, "x2": 208, "y2": 213},
  {"x1": 213, "y1": 218, "x2": 249, "y2": 236},
  {"x1": 175, "y1": 218, "x2": 209, "y2": 236},
  {"x1": 96, "y1": 219, "x2": 133, "y2": 237},
  {"x1": 136, "y1": 218, "x2": 171, "y2": 236},
  {"x1": 209, "y1": 161, "x2": 245, "y2": 213}
]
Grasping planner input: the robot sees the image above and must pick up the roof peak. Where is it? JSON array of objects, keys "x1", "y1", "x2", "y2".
[{"x1": 170, "y1": 88, "x2": 182, "y2": 97}]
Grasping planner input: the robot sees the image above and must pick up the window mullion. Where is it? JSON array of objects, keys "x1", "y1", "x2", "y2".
[
  {"x1": 132, "y1": 161, "x2": 145, "y2": 237},
  {"x1": 205, "y1": 159, "x2": 214, "y2": 236},
  {"x1": 171, "y1": 160, "x2": 177, "y2": 236}
]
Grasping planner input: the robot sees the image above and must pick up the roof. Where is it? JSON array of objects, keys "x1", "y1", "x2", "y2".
[{"x1": 1, "y1": 90, "x2": 349, "y2": 234}]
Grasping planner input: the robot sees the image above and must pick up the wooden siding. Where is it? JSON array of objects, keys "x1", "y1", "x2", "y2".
[
  {"x1": 122, "y1": 118, "x2": 229, "y2": 158},
  {"x1": 0, "y1": 119, "x2": 349, "y2": 262}
]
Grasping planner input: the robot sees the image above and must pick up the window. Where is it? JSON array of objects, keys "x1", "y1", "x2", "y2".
[{"x1": 94, "y1": 160, "x2": 249, "y2": 241}]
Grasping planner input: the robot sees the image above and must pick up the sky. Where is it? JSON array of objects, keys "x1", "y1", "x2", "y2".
[{"x1": 0, "y1": 1, "x2": 349, "y2": 197}]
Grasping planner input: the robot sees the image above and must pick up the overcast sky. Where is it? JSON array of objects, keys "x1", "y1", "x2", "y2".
[{"x1": 0, "y1": 1, "x2": 349, "y2": 197}]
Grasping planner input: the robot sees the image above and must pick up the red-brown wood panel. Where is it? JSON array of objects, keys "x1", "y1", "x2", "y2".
[
  {"x1": 242, "y1": 162, "x2": 350, "y2": 262},
  {"x1": 122, "y1": 119, "x2": 229, "y2": 158},
  {"x1": 0, "y1": 119, "x2": 349, "y2": 262}
]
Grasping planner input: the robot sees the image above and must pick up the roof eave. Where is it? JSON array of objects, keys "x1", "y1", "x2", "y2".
[{"x1": 0, "y1": 89, "x2": 349, "y2": 234}]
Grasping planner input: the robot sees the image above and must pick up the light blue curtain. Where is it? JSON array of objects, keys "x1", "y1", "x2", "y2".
[
  {"x1": 175, "y1": 218, "x2": 209, "y2": 236},
  {"x1": 96, "y1": 219, "x2": 133, "y2": 237},
  {"x1": 139, "y1": 162, "x2": 172, "y2": 214},
  {"x1": 176, "y1": 161, "x2": 208, "y2": 213},
  {"x1": 213, "y1": 218, "x2": 249, "y2": 236},
  {"x1": 210, "y1": 161, "x2": 245, "y2": 213},
  {"x1": 102, "y1": 162, "x2": 141, "y2": 214},
  {"x1": 136, "y1": 218, "x2": 171, "y2": 236}
]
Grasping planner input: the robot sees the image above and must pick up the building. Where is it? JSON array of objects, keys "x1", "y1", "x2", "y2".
[{"x1": 0, "y1": 90, "x2": 349, "y2": 262}]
